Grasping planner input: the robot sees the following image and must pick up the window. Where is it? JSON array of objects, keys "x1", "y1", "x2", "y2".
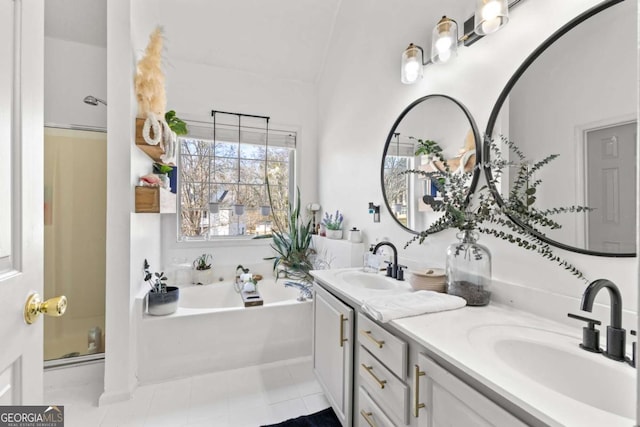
[
  {"x1": 178, "y1": 116, "x2": 296, "y2": 240},
  {"x1": 383, "y1": 137, "x2": 415, "y2": 227}
]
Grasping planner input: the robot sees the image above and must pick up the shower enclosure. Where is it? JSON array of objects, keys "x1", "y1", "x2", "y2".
[{"x1": 44, "y1": 126, "x2": 106, "y2": 364}]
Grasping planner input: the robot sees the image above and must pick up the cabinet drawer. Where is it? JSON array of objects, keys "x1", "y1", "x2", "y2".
[
  {"x1": 358, "y1": 386, "x2": 396, "y2": 427},
  {"x1": 358, "y1": 312, "x2": 407, "y2": 379},
  {"x1": 359, "y1": 347, "x2": 409, "y2": 426}
]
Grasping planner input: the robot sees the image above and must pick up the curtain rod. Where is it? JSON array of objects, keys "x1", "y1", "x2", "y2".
[{"x1": 211, "y1": 110, "x2": 270, "y2": 122}]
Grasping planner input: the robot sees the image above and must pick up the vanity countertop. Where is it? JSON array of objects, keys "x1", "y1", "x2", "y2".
[{"x1": 311, "y1": 268, "x2": 636, "y2": 427}]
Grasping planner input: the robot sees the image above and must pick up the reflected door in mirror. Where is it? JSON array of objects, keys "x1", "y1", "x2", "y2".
[{"x1": 586, "y1": 122, "x2": 636, "y2": 253}]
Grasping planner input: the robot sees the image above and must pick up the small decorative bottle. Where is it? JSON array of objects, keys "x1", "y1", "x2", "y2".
[{"x1": 446, "y1": 230, "x2": 491, "y2": 306}]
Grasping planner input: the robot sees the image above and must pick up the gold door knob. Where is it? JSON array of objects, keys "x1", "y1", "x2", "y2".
[{"x1": 24, "y1": 293, "x2": 67, "y2": 324}]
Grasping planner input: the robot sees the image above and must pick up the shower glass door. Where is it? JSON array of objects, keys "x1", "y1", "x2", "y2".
[{"x1": 44, "y1": 127, "x2": 106, "y2": 362}]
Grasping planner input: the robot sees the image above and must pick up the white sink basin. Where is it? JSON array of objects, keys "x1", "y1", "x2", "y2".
[
  {"x1": 468, "y1": 325, "x2": 636, "y2": 420},
  {"x1": 335, "y1": 270, "x2": 397, "y2": 290}
]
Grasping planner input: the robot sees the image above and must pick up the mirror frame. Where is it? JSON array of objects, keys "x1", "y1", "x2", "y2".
[
  {"x1": 483, "y1": 0, "x2": 634, "y2": 257},
  {"x1": 382, "y1": 94, "x2": 483, "y2": 235}
]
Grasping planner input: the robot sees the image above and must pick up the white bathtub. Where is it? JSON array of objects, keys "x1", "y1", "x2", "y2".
[{"x1": 137, "y1": 279, "x2": 313, "y2": 384}]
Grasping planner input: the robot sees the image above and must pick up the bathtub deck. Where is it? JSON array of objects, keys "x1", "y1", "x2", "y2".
[{"x1": 45, "y1": 356, "x2": 329, "y2": 427}]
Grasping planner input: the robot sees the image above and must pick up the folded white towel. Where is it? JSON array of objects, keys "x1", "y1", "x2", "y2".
[{"x1": 361, "y1": 291, "x2": 466, "y2": 323}]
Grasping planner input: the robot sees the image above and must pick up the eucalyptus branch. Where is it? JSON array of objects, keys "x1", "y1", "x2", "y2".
[{"x1": 406, "y1": 134, "x2": 590, "y2": 283}]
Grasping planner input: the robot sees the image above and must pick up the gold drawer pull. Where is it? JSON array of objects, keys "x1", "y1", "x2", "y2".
[
  {"x1": 360, "y1": 329, "x2": 385, "y2": 348},
  {"x1": 414, "y1": 364, "x2": 426, "y2": 417},
  {"x1": 339, "y1": 314, "x2": 348, "y2": 347},
  {"x1": 360, "y1": 410, "x2": 377, "y2": 427},
  {"x1": 361, "y1": 364, "x2": 387, "y2": 389}
]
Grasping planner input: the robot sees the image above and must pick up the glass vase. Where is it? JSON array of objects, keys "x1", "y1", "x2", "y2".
[{"x1": 446, "y1": 230, "x2": 491, "y2": 306}]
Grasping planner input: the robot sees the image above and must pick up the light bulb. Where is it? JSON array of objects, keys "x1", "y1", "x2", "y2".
[
  {"x1": 481, "y1": 1, "x2": 501, "y2": 20},
  {"x1": 403, "y1": 59, "x2": 421, "y2": 82},
  {"x1": 475, "y1": 0, "x2": 508, "y2": 35},
  {"x1": 481, "y1": 17, "x2": 501, "y2": 34},
  {"x1": 435, "y1": 35, "x2": 453, "y2": 53},
  {"x1": 438, "y1": 49, "x2": 452, "y2": 63}
]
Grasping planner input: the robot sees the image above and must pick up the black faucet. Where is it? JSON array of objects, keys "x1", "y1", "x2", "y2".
[
  {"x1": 373, "y1": 241, "x2": 405, "y2": 280},
  {"x1": 580, "y1": 279, "x2": 626, "y2": 362}
]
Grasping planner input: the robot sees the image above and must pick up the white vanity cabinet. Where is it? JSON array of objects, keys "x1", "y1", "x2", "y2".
[
  {"x1": 311, "y1": 276, "x2": 531, "y2": 427},
  {"x1": 414, "y1": 354, "x2": 527, "y2": 427},
  {"x1": 313, "y1": 285, "x2": 354, "y2": 427}
]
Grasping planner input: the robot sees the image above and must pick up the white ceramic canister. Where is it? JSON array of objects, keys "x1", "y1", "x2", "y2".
[{"x1": 348, "y1": 227, "x2": 362, "y2": 243}]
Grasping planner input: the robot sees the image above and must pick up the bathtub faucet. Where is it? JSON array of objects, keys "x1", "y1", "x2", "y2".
[{"x1": 284, "y1": 281, "x2": 313, "y2": 301}]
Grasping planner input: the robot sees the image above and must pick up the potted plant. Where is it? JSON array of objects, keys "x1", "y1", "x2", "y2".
[
  {"x1": 192, "y1": 253, "x2": 214, "y2": 285},
  {"x1": 322, "y1": 210, "x2": 344, "y2": 239},
  {"x1": 266, "y1": 187, "x2": 316, "y2": 284},
  {"x1": 163, "y1": 110, "x2": 188, "y2": 193},
  {"x1": 152, "y1": 162, "x2": 173, "y2": 191},
  {"x1": 144, "y1": 259, "x2": 179, "y2": 315},
  {"x1": 404, "y1": 135, "x2": 589, "y2": 306}
]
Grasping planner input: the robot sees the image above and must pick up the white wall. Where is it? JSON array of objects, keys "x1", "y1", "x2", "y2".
[
  {"x1": 44, "y1": 37, "x2": 107, "y2": 129},
  {"x1": 317, "y1": 0, "x2": 637, "y2": 315}
]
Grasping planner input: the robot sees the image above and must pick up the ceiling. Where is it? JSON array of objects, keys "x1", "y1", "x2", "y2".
[
  {"x1": 44, "y1": 0, "x2": 342, "y2": 84},
  {"x1": 143, "y1": 0, "x2": 341, "y2": 83},
  {"x1": 45, "y1": 0, "x2": 107, "y2": 47}
]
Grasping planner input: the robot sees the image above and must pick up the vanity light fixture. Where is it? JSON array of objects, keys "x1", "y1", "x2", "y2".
[{"x1": 401, "y1": 0, "x2": 523, "y2": 84}]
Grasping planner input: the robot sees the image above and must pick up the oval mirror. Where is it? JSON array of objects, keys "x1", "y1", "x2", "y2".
[
  {"x1": 381, "y1": 94, "x2": 482, "y2": 234},
  {"x1": 485, "y1": 0, "x2": 636, "y2": 257}
]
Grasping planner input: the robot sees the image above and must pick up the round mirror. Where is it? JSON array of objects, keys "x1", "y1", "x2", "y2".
[
  {"x1": 485, "y1": 0, "x2": 636, "y2": 257},
  {"x1": 381, "y1": 94, "x2": 482, "y2": 234}
]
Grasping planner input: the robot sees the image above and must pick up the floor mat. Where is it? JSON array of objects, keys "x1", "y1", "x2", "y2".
[{"x1": 261, "y1": 407, "x2": 341, "y2": 427}]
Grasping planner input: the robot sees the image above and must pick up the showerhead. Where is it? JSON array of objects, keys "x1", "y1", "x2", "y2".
[{"x1": 83, "y1": 95, "x2": 107, "y2": 106}]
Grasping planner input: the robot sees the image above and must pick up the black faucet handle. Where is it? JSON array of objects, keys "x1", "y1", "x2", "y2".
[
  {"x1": 627, "y1": 330, "x2": 637, "y2": 368},
  {"x1": 396, "y1": 265, "x2": 407, "y2": 281},
  {"x1": 383, "y1": 261, "x2": 393, "y2": 277},
  {"x1": 567, "y1": 313, "x2": 602, "y2": 326},
  {"x1": 568, "y1": 313, "x2": 602, "y2": 353}
]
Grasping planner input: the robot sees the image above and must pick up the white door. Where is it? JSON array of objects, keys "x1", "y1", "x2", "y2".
[
  {"x1": 586, "y1": 122, "x2": 637, "y2": 253},
  {"x1": 0, "y1": 0, "x2": 45, "y2": 405}
]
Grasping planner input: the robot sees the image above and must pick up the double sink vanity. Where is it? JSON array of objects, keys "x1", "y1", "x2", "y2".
[{"x1": 311, "y1": 268, "x2": 636, "y2": 427}]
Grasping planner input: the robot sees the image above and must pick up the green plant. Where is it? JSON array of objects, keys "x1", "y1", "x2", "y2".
[
  {"x1": 144, "y1": 259, "x2": 168, "y2": 293},
  {"x1": 265, "y1": 185, "x2": 315, "y2": 284},
  {"x1": 322, "y1": 210, "x2": 344, "y2": 230},
  {"x1": 165, "y1": 110, "x2": 188, "y2": 135},
  {"x1": 404, "y1": 135, "x2": 590, "y2": 282},
  {"x1": 193, "y1": 253, "x2": 212, "y2": 270},
  {"x1": 153, "y1": 162, "x2": 173, "y2": 174},
  {"x1": 411, "y1": 137, "x2": 443, "y2": 156}
]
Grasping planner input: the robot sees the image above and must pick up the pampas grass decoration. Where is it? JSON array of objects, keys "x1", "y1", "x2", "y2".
[{"x1": 135, "y1": 26, "x2": 166, "y2": 117}]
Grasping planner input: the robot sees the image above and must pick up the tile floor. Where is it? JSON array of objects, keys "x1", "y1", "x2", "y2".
[{"x1": 44, "y1": 357, "x2": 329, "y2": 427}]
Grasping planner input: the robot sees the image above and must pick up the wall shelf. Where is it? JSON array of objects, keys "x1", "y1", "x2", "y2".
[
  {"x1": 135, "y1": 117, "x2": 165, "y2": 162},
  {"x1": 135, "y1": 186, "x2": 176, "y2": 214}
]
